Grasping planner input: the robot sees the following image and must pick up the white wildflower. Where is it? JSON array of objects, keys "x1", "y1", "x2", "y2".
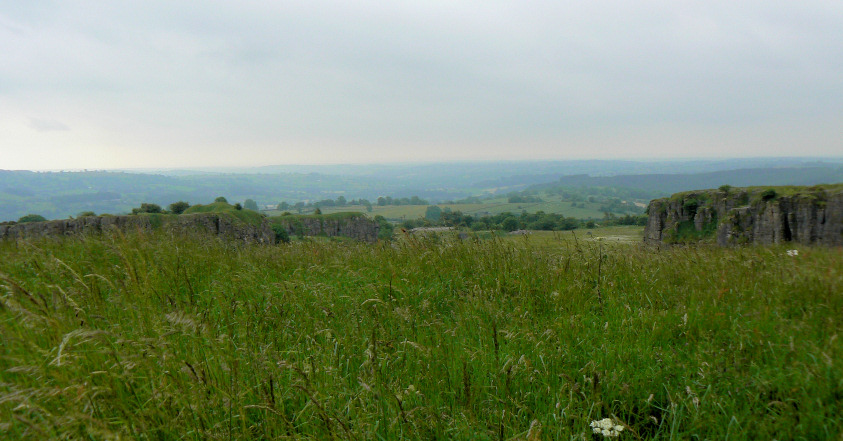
[
  {"x1": 786, "y1": 249, "x2": 798, "y2": 257},
  {"x1": 590, "y1": 418, "x2": 624, "y2": 437}
]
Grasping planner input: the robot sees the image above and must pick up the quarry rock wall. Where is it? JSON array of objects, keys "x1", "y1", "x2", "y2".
[
  {"x1": 0, "y1": 213, "x2": 275, "y2": 244},
  {"x1": 272, "y1": 216, "x2": 379, "y2": 242},
  {"x1": 0, "y1": 213, "x2": 381, "y2": 243},
  {"x1": 644, "y1": 185, "x2": 843, "y2": 246}
]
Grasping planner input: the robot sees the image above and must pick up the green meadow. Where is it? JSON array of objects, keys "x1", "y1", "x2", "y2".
[
  {"x1": 262, "y1": 193, "x2": 644, "y2": 222},
  {"x1": 0, "y1": 229, "x2": 840, "y2": 440}
]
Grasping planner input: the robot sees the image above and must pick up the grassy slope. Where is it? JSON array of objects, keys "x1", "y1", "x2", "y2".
[{"x1": 0, "y1": 231, "x2": 840, "y2": 440}]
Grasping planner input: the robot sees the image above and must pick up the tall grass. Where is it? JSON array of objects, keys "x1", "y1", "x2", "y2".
[{"x1": 0, "y1": 230, "x2": 840, "y2": 440}]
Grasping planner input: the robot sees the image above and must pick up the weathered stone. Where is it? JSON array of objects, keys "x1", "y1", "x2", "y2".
[
  {"x1": 644, "y1": 185, "x2": 843, "y2": 246},
  {"x1": 0, "y1": 213, "x2": 379, "y2": 244},
  {"x1": 272, "y1": 215, "x2": 379, "y2": 242}
]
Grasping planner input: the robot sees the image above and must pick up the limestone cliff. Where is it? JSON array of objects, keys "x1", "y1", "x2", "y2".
[
  {"x1": 271, "y1": 214, "x2": 379, "y2": 242},
  {"x1": 0, "y1": 213, "x2": 275, "y2": 244},
  {"x1": 644, "y1": 185, "x2": 843, "y2": 246}
]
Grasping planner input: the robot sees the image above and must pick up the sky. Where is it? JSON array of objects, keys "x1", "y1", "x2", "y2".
[{"x1": 1, "y1": 1, "x2": 842, "y2": 170}]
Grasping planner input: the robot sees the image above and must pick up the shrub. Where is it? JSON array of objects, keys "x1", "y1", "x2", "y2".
[
  {"x1": 168, "y1": 201, "x2": 190, "y2": 215},
  {"x1": 77, "y1": 211, "x2": 96, "y2": 217},
  {"x1": 374, "y1": 215, "x2": 393, "y2": 240},
  {"x1": 683, "y1": 198, "x2": 700, "y2": 217},
  {"x1": 271, "y1": 224, "x2": 290, "y2": 243},
  {"x1": 132, "y1": 203, "x2": 162, "y2": 215},
  {"x1": 17, "y1": 214, "x2": 47, "y2": 223},
  {"x1": 214, "y1": 197, "x2": 228, "y2": 203},
  {"x1": 424, "y1": 205, "x2": 442, "y2": 222},
  {"x1": 761, "y1": 189, "x2": 777, "y2": 201}
]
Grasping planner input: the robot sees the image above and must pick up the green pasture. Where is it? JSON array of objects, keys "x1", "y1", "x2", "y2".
[{"x1": 264, "y1": 196, "x2": 633, "y2": 221}]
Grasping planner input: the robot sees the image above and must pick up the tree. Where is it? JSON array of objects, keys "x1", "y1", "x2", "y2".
[
  {"x1": 214, "y1": 196, "x2": 228, "y2": 203},
  {"x1": 132, "y1": 203, "x2": 162, "y2": 214},
  {"x1": 168, "y1": 201, "x2": 190, "y2": 214},
  {"x1": 18, "y1": 214, "x2": 47, "y2": 223},
  {"x1": 424, "y1": 205, "x2": 442, "y2": 222},
  {"x1": 336, "y1": 196, "x2": 347, "y2": 206},
  {"x1": 244, "y1": 199, "x2": 259, "y2": 211},
  {"x1": 277, "y1": 201, "x2": 290, "y2": 211},
  {"x1": 313, "y1": 207, "x2": 322, "y2": 215},
  {"x1": 234, "y1": 203, "x2": 243, "y2": 210},
  {"x1": 502, "y1": 217, "x2": 519, "y2": 232}
]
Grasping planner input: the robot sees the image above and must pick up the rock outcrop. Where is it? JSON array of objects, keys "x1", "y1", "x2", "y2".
[
  {"x1": 0, "y1": 213, "x2": 275, "y2": 244},
  {"x1": 0, "y1": 212, "x2": 381, "y2": 243},
  {"x1": 644, "y1": 185, "x2": 843, "y2": 246},
  {"x1": 271, "y1": 215, "x2": 379, "y2": 242}
]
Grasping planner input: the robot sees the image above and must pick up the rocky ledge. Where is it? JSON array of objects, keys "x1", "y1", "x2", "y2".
[
  {"x1": 0, "y1": 213, "x2": 276, "y2": 243},
  {"x1": 270, "y1": 215, "x2": 379, "y2": 242},
  {"x1": 644, "y1": 184, "x2": 843, "y2": 246}
]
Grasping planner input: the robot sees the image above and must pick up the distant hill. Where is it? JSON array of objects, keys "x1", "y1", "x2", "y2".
[
  {"x1": 529, "y1": 166, "x2": 843, "y2": 198},
  {"x1": 2, "y1": 159, "x2": 842, "y2": 222}
]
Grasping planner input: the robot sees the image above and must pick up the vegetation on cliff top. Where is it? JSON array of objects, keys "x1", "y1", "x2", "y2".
[
  {"x1": 183, "y1": 201, "x2": 265, "y2": 226},
  {"x1": 667, "y1": 183, "x2": 843, "y2": 202},
  {"x1": 655, "y1": 183, "x2": 843, "y2": 244},
  {"x1": 1, "y1": 230, "x2": 840, "y2": 439}
]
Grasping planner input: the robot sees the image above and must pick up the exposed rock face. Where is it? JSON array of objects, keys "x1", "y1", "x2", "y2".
[
  {"x1": 272, "y1": 215, "x2": 379, "y2": 242},
  {"x1": 0, "y1": 213, "x2": 275, "y2": 244},
  {"x1": 644, "y1": 185, "x2": 843, "y2": 246}
]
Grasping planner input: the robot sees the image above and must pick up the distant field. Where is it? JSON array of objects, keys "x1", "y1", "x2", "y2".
[
  {"x1": 401, "y1": 226, "x2": 644, "y2": 249},
  {"x1": 264, "y1": 194, "x2": 641, "y2": 221}
]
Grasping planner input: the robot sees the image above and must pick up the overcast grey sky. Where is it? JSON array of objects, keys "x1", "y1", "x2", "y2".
[{"x1": 1, "y1": 1, "x2": 841, "y2": 170}]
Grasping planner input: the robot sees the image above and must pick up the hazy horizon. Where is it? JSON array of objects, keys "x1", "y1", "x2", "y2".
[
  {"x1": 4, "y1": 156, "x2": 842, "y2": 174},
  {"x1": 3, "y1": 2, "x2": 842, "y2": 170}
]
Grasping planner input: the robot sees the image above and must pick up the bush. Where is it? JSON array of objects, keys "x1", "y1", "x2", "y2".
[
  {"x1": 271, "y1": 224, "x2": 290, "y2": 243},
  {"x1": 18, "y1": 214, "x2": 47, "y2": 223},
  {"x1": 214, "y1": 197, "x2": 228, "y2": 203},
  {"x1": 168, "y1": 201, "x2": 190, "y2": 215},
  {"x1": 132, "y1": 203, "x2": 162, "y2": 215},
  {"x1": 424, "y1": 205, "x2": 442, "y2": 222},
  {"x1": 682, "y1": 198, "x2": 699, "y2": 217},
  {"x1": 77, "y1": 211, "x2": 96, "y2": 217},
  {"x1": 374, "y1": 215, "x2": 393, "y2": 240},
  {"x1": 761, "y1": 189, "x2": 777, "y2": 201}
]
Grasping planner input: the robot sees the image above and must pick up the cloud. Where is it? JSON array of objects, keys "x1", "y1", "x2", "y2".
[
  {"x1": 1, "y1": 1, "x2": 842, "y2": 169},
  {"x1": 28, "y1": 117, "x2": 70, "y2": 132}
]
